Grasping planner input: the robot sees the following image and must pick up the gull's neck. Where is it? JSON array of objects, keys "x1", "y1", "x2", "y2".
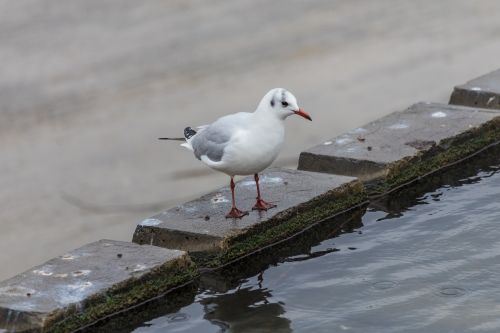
[{"x1": 253, "y1": 104, "x2": 286, "y2": 123}]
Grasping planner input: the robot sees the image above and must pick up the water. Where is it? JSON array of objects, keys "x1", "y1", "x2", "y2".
[{"x1": 87, "y1": 149, "x2": 500, "y2": 333}]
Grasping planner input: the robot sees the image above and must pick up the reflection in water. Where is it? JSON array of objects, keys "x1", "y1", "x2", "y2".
[
  {"x1": 201, "y1": 286, "x2": 291, "y2": 333},
  {"x1": 84, "y1": 145, "x2": 500, "y2": 333}
]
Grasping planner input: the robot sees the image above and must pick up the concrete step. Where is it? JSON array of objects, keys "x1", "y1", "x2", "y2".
[
  {"x1": 298, "y1": 102, "x2": 500, "y2": 194},
  {"x1": 0, "y1": 240, "x2": 195, "y2": 333},
  {"x1": 449, "y1": 69, "x2": 500, "y2": 109},
  {"x1": 133, "y1": 168, "x2": 365, "y2": 267}
]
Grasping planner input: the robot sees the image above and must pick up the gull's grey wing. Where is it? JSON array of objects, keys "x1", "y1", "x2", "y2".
[
  {"x1": 191, "y1": 125, "x2": 231, "y2": 162},
  {"x1": 190, "y1": 112, "x2": 251, "y2": 162}
]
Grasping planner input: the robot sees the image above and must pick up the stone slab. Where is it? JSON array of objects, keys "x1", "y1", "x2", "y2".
[
  {"x1": 0, "y1": 240, "x2": 194, "y2": 333},
  {"x1": 298, "y1": 102, "x2": 500, "y2": 190},
  {"x1": 449, "y1": 68, "x2": 500, "y2": 109},
  {"x1": 133, "y1": 169, "x2": 365, "y2": 265}
]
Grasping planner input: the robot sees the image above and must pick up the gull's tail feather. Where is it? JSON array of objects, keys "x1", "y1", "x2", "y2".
[
  {"x1": 158, "y1": 137, "x2": 184, "y2": 141},
  {"x1": 158, "y1": 127, "x2": 197, "y2": 141},
  {"x1": 158, "y1": 127, "x2": 198, "y2": 151}
]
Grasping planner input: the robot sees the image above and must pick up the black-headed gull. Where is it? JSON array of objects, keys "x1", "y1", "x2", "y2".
[{"x1": 160, "y1": 88, "x2": 311, "y2": 218}]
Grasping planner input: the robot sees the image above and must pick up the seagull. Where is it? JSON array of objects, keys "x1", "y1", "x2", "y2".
[{"x1": 160, "y1": 88, "x2": 311, "y2": 219}]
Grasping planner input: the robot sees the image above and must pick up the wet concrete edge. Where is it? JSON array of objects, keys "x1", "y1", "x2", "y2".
[
  {"x1": 367, "y1": 116, "x2": 500, "y2": 195},
  {"x1": 449, "y1": 68, "x2": 500, "y2": 110}
]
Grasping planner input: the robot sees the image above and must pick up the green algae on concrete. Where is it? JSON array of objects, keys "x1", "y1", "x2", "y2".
[
  {"x1": 0, "y1": 240, "x2": 197, "y2": 333},
  {"x1": 201, "y1": 207, "x2": 366, "y2": 293},
  {"x1": 48, "y1": 260, "x2": 197, "y2": 333},
  {"x1": 372, "y1": 117, "x2": 500, "y2": 195},
  {"x1": 133, "y1": 169, "x2": 366, "y2": 268},
  {"x1": 201, "y1": 181, "x2": 366, "y2": 268},
  {"x1": 298, "y1": 102, "x2": 500, "y2": 195},
  {"x1": 449, "y1": 68, "x2": 500, "y2": 110}
]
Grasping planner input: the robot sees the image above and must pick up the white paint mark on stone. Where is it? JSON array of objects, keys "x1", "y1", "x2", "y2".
[
  {"x1": 349, "y1": 127, "x2": 367, "y2": 134},
  {"x1": 140, "y1": 218, "x2": 162, "y2": 226},
  {"x1": 72, "y1": 270, "x2": 91, "y2": 277},
  {"x1": 335, "y1": 137, "x2": 352, "y2": 145},
  {"x1": 241, "y1": 176, "x2": 282, "y2": 187},
  {"x1": 54, "y1": 273, "x2": 69, "y2": 278},
  {"x1": 263, "y1": 176, "x2": 282, "y2": 183},
  {"x1": 470, "y1": 87, "x2": 482, "y2": 91},
  {"x1": 388, "y1": 123, "x2": 409, "y2": 129},
  {"x1": 133, "y1": 264, "x2": 147, "y2": 272},
  {"x1": 33, "y1": 269, "x2": 53, "y2": 276},
  {"x1": 323, "y1": 141, "x2": 333, "y2": 145},
  {"x1": 339, "y1": 324, "x2": 350, "y2": 330},
  {"x1": 487, "y1": 96, "x2": 496, "y2": 105},
  {"x1": 61, "y1": 254, "x2": 77, "y2": 260},
  {"x1": 211, "y1": 193, "x2": 229, "y2": 203},
  {"x1": 431, "y1": 111, "x2": 447, "y2": 118},
  {"x1": 182, "y1": 205, "x2": 197, "y2": 213},
  {"x1": 346, "y1": 147, "x2": 357, "y2": 153},
  {"x1": 68, "y1": 281, "x2": 93, "y2": 290},
  {"x1": 55, "y1": 282, "x2": 95, "y2": 305}
]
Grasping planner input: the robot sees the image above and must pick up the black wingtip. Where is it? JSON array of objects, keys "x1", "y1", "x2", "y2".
[{"x1": 184, "y1": 127, "x2": 197, "y2": 139}]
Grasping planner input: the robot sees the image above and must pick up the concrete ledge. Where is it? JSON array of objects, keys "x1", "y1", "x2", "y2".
[
  {"x1": 0, "y1": 240, "x2": 196, "y2": 333},
  {"x1": 298, "y1": 102, "x2": 500, "y2": 194},
  {"x1": 449, "y1": 69, "x2": 500, "y2": 109},
  {"x1": 133, "y1": 168, "x2": 366, "y2": 267}
]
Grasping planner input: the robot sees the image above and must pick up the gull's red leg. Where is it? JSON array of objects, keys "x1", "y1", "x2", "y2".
[
  {"x1": 226, "y1": 177, "x2": 248, "y2": 219},
  {"x1": 252, "y1": 173, "x2": 277, "y2": 211}
]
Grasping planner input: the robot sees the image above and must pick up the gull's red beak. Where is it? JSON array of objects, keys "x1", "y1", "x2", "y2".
[{"x1": 294, "y1": 108, "x2": 312, "y2": 121}]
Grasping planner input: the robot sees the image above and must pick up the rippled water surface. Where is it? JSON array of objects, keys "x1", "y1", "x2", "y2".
[{"x1": 94, "y1": 154, "x2": 500, "y2": 333}]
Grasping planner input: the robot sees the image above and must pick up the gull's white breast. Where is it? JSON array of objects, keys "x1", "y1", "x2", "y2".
[{"x1": 213, "y1": 115, "x2": 285, "y2": 176}]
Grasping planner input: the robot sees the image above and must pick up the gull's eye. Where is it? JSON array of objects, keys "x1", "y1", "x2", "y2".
[{"x1": 281, "y1": 101, "x2": 289, "y2": 107}]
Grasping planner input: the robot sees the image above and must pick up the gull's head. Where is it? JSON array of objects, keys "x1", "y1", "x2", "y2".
[{"x1": 258, "y1": 88, "x2": 312, "y2": 121}]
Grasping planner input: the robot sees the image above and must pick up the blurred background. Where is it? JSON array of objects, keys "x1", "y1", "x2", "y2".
[{"x1": 1, "y1": 0, "x2": 500, "y2": 281}]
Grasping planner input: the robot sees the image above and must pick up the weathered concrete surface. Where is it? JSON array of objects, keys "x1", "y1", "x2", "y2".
[
  {"x1": 450, "y1": 69, "x2": 500, "y2": 109},
  {"x1": 298, "y1": 103, "x2": 500, "y2": 192},
  {"x1": 0, "y1": 240, "x2": 195, "y2": 333},
  {"x1": 133, "y1": 169, "x2": 365, "y2": 266}
]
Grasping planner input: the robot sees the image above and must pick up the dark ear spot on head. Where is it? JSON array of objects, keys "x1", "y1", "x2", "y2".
[{"x1": 270, "y1": 97, "x2": 275, "y2": 107}]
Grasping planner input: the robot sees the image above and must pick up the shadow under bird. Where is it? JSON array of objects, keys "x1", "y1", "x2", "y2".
[{"x1": 159, "y1": 88, "x2": 312, "y2": 219}]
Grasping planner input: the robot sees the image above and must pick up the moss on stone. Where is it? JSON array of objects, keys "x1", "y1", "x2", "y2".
[
  {"x1": 369, "y1": 117, "x2": 500, "y2": 195},
  {"x1": 195, "y1": 181, "x2": 366, "y2": 268},
  {"x1": 46, "y1": 256, "x2": 198, "y2": 333}
]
